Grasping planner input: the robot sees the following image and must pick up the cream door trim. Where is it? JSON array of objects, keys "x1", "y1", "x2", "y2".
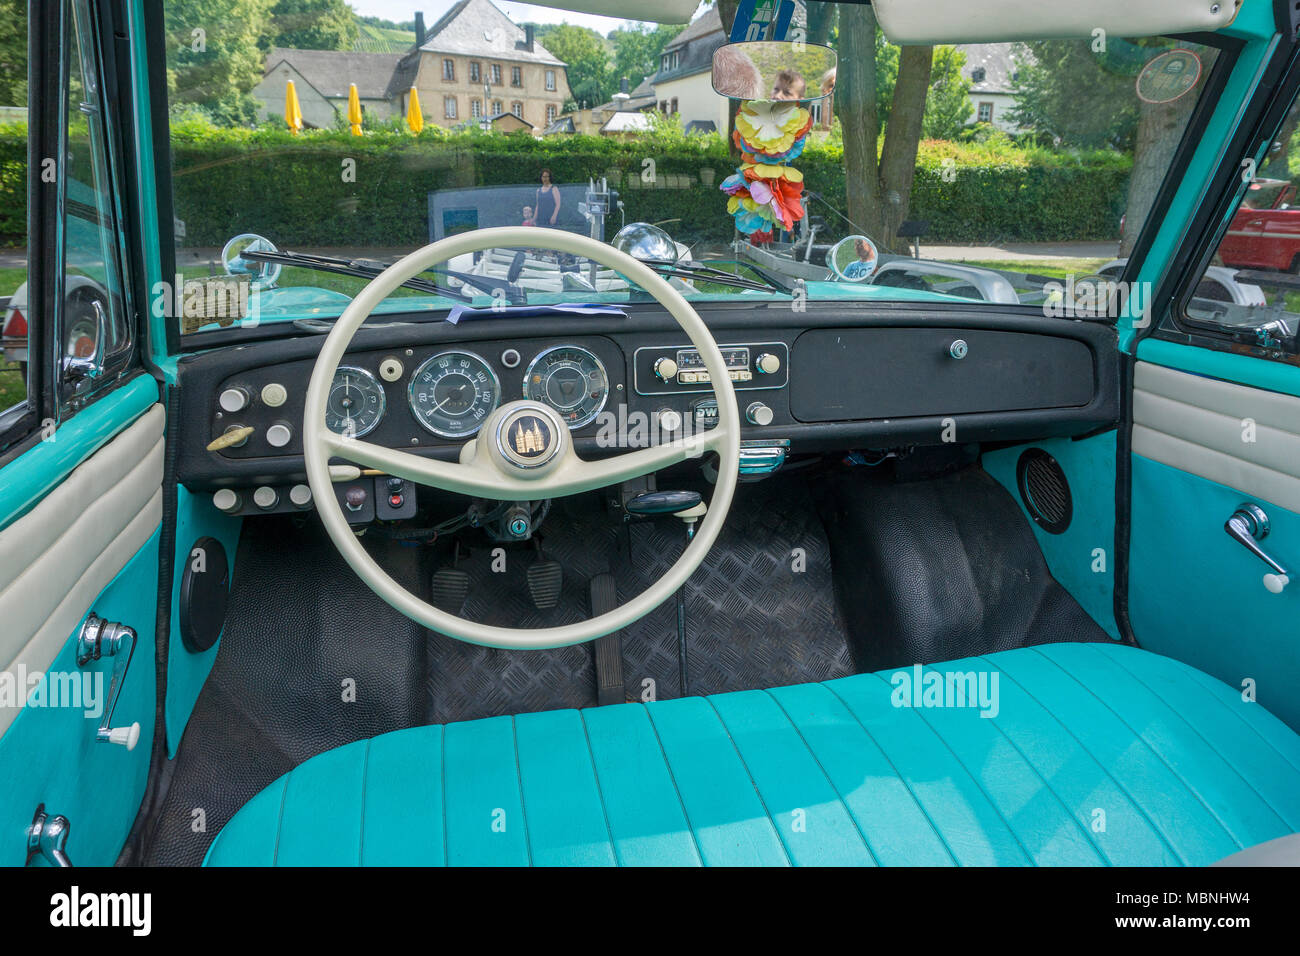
[
  {"x1": 0, "y1": 404, "x2": 164, "y2": 736},
  {"x1": 1133, "y1": 362, "x2": 1300, "y2": 512}
]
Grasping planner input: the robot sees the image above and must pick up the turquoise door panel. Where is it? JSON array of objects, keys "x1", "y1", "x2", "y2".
[
  {"x1": 1129, "y1": 455, "x2": 1300, "y2": 730},
  {"x1": 0, "y1": 527, "x2": 160, "y2": 866},
  {"x1": 982, "y1": 432, "x2": 1120, "y2": 640},
  {"x1": 1137, "y1": 338, "x2": 1300, "y2": 398},
  {"x1": 165, "y1": 485, "x2": 242, "y2": 756}
]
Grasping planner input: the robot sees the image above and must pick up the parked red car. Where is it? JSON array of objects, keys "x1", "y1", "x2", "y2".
[{"x1": 1217, "y1": 178, "x2": 1300, "y2": 272}]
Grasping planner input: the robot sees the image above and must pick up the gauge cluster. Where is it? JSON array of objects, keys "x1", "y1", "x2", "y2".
[{"x1": 207, "y1": 336, "x2": 624, "y2": 460}]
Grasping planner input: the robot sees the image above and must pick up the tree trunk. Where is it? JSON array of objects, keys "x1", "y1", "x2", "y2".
[
  {"x1": 1119, "y1": 90, "x2": 1197, "y2": 257},
  {"x1": 878, "y1": 44, "x2": 933, "y2": 250},
  {"x1": 806, "y1": 4, "x2": 836, "y2": 46},
  {"x1": 716, "y1": 0, "x2": 741, "y2": 158},
  {"x1": 838, "y1": 4, "x2": 882, "y2": 239},
  {"x1": 1262, "y1": 98, "x2": 1300, "y2": 179}
]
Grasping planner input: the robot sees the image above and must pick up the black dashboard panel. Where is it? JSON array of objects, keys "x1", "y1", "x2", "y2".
[{"x1": 175, "y1": 301, "x2": 1120, "y2": 490}]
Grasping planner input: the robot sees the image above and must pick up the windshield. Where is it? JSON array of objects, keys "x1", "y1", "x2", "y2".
[{"x1": 161, "y1": 1, "x2": 1219, "y2": 336}]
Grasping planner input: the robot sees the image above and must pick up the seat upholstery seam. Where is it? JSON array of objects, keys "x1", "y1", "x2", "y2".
[
  {"x1": 1079, "y1": 643, "x2": 1296, "y2": 831},
  {"x1": 972, "y1": 653, "x2": 1185, "y2": 865},
  {"x1": 819, "y1": 682, "x2": 960, "y2": 866},
  {"x1": 358, "y1": 739, "x2": 371, "y2": 867},
  {"x1": 702, "y1": 695, "x2": 795, "y2": 867},
  {"x1": 272, "y1": 772, "x2": 290, "y2": 867},
  {"x1": 642, "y1": 704, "x2": 707, "y2": 866},
  {"x1": 1027, "y1": 646, "x2": 1245, "y2": 849},
  {"x1": 1175, "y1": 663, "x2": 1300, "y2": 775},
  {"x1": 511, "y1": 715, "x2": 535, "y2": 867},
  {"x1": 868, "y1": 671, "x2": 1035, "y2": 866},
  {"x1": 763, "y1": 687, "x2": 881, "y2": 865},
  {"x1": 576, "y1": 709, "x2": 621, "y2": 866}
]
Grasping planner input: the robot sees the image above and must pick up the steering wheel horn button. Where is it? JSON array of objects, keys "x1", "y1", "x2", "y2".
[{"x1": 495, "y1": 403, "x2": 564, "y2": 471}]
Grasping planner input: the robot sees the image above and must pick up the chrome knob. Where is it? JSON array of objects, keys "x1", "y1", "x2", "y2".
[
  {"x1": 949, "y1": 339, "x2": 969, "y2": 360},
  {"x1": 746, "y1": 402, "x2": 774, "y2": 426},
  {"x1": 658, "y1": 408, "x2": 683, "y2": 433}
]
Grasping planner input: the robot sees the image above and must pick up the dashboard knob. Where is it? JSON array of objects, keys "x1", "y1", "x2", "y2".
[
  {"x1": 289, "y1": 484, "x2": 313, "y2": 508},
  {"x1": 345, "y1": 486, "x2": 367, "y2": 513},
  {"x1": 746, "y1": 402, "x2": 774, "y2": 426},
  {"x1": 658, "y1": 408, "x2": 683, "y2": 434},
  {"x1": 379, "y1": 357, "x2": 404, "y2": 382},
  {"x1": 949, "y1": 339, "x2": 969, "y2": 360},
  {"x1": 653, "y1": 357, "x2": 679, "y2": 382},
  {"x1": 755, "y1": 353, "x2": 781, "y2": 374},
  {"x1": 218, "y1": 387, "x2": 249, "y2": 413},
  {"x1": 266, "y1": 422, "x2": 293, "y2": 448},
  {"x1": 212, "y1": 489, "x2": 241, "y2": 514},
  {"x1": 260, "y1": 383, "x2": 288, "y2": 407},
  {"x1": 253, "y1": 486, "x2": 278, "y2": 510}
]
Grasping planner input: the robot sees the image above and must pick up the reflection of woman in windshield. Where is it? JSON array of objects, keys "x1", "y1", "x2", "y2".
[
  {"x1": 842, "y1": 237, "x2": 877, "y2": 279},
  {"x1": 536, "y1": 169, "x2": 561, "y2": 226}
]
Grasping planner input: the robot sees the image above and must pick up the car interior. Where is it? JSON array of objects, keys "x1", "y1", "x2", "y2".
[{"x1": 2, "y1": 0, "x2": 1300, "y2": 872}]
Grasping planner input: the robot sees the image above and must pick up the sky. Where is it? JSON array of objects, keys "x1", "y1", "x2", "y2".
[{"x1": 347, "y1": 0, "x2": 703, "y2": 35}]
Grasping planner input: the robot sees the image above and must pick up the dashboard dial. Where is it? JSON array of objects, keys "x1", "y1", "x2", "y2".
[
  {"x1": 408, "y1": 350, "x2": 501, "y2": 438},
  {"x1": 325, "y1": 366, "x2": 386, "y2": 438},
  {"x1": 523, "y1": 346, "x2": 609, "y2": 429}
]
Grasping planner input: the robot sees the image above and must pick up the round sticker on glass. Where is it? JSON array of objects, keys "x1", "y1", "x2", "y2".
[{"x1": 1136, "y1": 49, "x2": 1202, "y2": 105}]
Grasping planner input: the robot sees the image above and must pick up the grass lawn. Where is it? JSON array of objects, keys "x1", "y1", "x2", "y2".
[{"x1": 962, "y1": 258, "x2": 1112, "y2": 280}]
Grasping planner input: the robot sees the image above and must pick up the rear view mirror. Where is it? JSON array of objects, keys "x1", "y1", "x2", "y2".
[{"x1": 711, "y1": 41, "x2": 836, "y2": 102}]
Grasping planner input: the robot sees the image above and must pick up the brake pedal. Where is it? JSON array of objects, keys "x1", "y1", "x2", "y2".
[
  {"x1": 431, "y1": 543, "x2": 470, "y2": 613},
  {"x1": 526, "y1": 540, "x2": 563, "y2": 610},
  {"x1": 590, "y1": 572, "x2": 624, "y2": 706}
]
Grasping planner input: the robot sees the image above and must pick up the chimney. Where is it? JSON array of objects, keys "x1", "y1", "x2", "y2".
[
  {"x1": 414, "y1": 12, "x2": 425, "y2": 47},
  {"x1": 620, "y1": 77, "x2": 629, "y2": 94},
  {"x1": 612, "y1": 77, "x2": 630, "y2": 110},
  {"x1": 525, "y1": 24, "x2": 535, "y2": 52}
]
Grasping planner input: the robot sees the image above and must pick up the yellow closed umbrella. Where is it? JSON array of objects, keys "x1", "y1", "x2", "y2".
[
  {"x1": 406, "y1": 86, "x2": 424, "y2": 134},
  {"x1": 284, "y1": 79, "x2": 303, "y2": 134},
  {"x1": 347, "y1": 83, "x2": 363, "y2": 136}
]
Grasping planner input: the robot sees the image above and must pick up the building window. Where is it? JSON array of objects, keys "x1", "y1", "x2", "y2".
[
  {"x1": 591, "y1": 109, "x2": 603, "y2": 122},
  {"x1": 511, "y1": 101, "x2": 523, "y2": 118},
  {"x1": 977, "y1": 101, "x2": 993, "y2": 123},
  {"x1": 469, "y1": 61, "x2": 481, "y2": 83},
  {"x1": 659, "y1": 100, "x2": 668, "y2": 113},
  {"x1": 511, "y1": 66, "x2": 522, "y2": 87},
  {"x1": 444, "y1": 96, "x2": 457, "y2": 119},
  {"x1": 492, "y1": 99, "x2": 503, "y2": 115},
  {"x1": 810, "y1": 101, "x2": 822, "y2": 125},
  {"x1": 661, "y1": 55, "x2": 668, "y2": 71},
  {"x1": 546, "y1": 104, "x2": 557, "y2": 123},
  {"x1": 545, "y1": 69, "x2": 556, "y2": 91},
  {"x1": 971, "y1": 66, "x2": 986, "y2": 83},
  {"x1": 490, "y1": 63, "x2": 502, "y2": 85},
  {"x1": 670, "y1": 97, "x2": 678, "y2": 114},
  {"x1": 442, "y1": 58, "x2": 455, "y2": 81},
  {"x1": 471, "y1": 98, "x2": 482, "y2": 117}
]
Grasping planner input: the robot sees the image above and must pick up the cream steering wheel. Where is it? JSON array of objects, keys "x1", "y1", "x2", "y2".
[{"x1": 303, "y1": 228, "x2": 741, "y2": 649}]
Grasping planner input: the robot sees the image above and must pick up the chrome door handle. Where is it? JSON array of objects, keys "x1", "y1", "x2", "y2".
[
  {"x1": 27, "y1": 805, "x2": 72, "y2": 867},
  {"x1": 1225, "y1": 504, "x2": 1291, "y2": 594},
  {"x1": 76, "y1": 614, "x2": 141, "y2": 749}
]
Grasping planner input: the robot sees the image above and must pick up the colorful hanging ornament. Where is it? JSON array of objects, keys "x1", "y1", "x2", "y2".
[{"x1": 721, "y1": 99, "x2": 813, "y2": 239}]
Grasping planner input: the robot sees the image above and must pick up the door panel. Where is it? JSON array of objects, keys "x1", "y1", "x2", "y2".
[{"x1": 1128, "y1": 360, "x2": 1300, "y2": 731}]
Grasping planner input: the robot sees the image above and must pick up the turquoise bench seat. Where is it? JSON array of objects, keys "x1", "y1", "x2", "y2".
[{"x1": 204, "y1": 642, "x2": 1300, "y2": 866}]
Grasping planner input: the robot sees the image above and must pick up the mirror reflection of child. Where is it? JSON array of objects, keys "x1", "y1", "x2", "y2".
[
  {"x1": 771, "y1": 69, "x2": 806, "y2": 101},
  {"x1": 842, "y1": 237, "x2": 877, "y2": 279},
  {"x1": 522, "y1": 205, "x2": 536, "y2": 226}
]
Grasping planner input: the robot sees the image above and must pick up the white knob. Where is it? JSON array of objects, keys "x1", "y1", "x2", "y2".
[
  {"x1": 266, "y1": 422, "x2": 293, "y2": 448},
  {"x1": 746, "y1": 402, "x2": 774, "y2": 426},
  {"x1": 253, "y1": 486, "x2": 278, "y2": 510},
  {"x1": 756, "y1": 353, "x2": 780, "y2": 374},
  {"x1": 218, "y1": 387, "x2": 248, "y2": 413},
  {"x1": 658, "y1": 408, "x2": 683, "y2": 433},
  {"x1": 654, "y1": 357, "x2": 678, "y2": 381},
  {"x1": 379, "y1": 357, "x2": 404, "y2": 382},
  {"x1": 212, "y1": 489, "x2": 240, "y2": 513},
  {"x1": 261, "y1": 382, "x2": 288, "y2": 407},
  {"x1": 1264, "y1": 573, "x2": 1290, "y2": 594},
  {"x1": 108, "y1": 722, "x2": 141, "y2": 750},
  {"x1": 289, "y1": 484, "x2": 313, "y2": 508}
]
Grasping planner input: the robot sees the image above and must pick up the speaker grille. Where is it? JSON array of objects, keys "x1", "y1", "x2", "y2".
[{"x1": 1016, "y1": 449, "x2": 1072, "y2": 534}]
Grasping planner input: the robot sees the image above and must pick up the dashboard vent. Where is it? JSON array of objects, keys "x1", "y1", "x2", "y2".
[{"x1": 1016, "y1": 449, "x2": 1072, "y2": 535}]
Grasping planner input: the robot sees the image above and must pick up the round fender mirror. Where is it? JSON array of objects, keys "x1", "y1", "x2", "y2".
[{"x1": 829, "y1": 235, "x2": 880, "y2": 282}]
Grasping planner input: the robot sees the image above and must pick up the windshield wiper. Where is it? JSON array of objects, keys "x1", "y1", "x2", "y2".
[
  {"x1": 239, "y1": 249, "x2": 476, "y2": 304},
  {"x1": 640, "y1": 259, "x2": 787, "y2": 293}
]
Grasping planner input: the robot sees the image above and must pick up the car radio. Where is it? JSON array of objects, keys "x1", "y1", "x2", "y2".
[{"x1": 633, "y1": 341, "x2": 789, "y2": 395}]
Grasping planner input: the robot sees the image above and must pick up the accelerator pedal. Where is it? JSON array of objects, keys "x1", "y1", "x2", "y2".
[
  {"x1": 590, "y1": 572, "x2": 624, "y2": 706},
  {"x1": 526, "y1": 539, "x2": 564, "y2": 610},
  {"x1": 431, "y1": 543, "x2": 470, "y2": 613}
]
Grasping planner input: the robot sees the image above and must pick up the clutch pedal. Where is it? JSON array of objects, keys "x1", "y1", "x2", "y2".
[
  {"x1": 431, "y1": 543, "x2": 470, "y2": 613},
  {"x1": 526, "y1": 539, "x2": 563, "y2": 610}
]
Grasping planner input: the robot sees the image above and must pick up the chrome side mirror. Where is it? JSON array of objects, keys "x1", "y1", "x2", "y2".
[
  {"x1": 711, "y1": 41, "x2": 837, "y2": 102},
  {"x1": 612, "y1": 222, "x2": 680, "y2": 265}
]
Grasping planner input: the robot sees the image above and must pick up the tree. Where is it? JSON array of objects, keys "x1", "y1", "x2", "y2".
[
  {"x1": 269, "y1": 0, "x2": 358, "y2": 51},
  {"x1": 165, "y1": 0, "x2": 275, "y2": 125},
  {"x1": 541, "y1": 24, "x2": 612, "y2": 109},
  {"x1": 608, "y1": 22, "x2": 684, "y2": 87},
  {"x1": 1008, "y1": 39, "x2": 1137, "y2": 148},
  {"x1": 0, "y1": 0, "x2": 26, "y2": 107},
  {"x1": 838, "y1": 4, "x2": 933, "y2": 251},
  {"x1": 922, "y1": 46, "x2": 972, "y2": 139}
]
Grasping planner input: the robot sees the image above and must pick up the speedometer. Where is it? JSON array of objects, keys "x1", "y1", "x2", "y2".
[
  {"x1": 326, "y1": 366, "x2": 386, "y2": 438},
  {"x1": 523, "y1": 346, "x2": 609, "y2": 429},
  {"x1": 408, "y1": 350, "x2": 501, "y2": 438}
]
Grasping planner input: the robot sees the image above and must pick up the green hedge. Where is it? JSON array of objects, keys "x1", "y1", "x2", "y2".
[{"x1": 0, "y1": 122, "x2": 1132, "y2": 248}]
